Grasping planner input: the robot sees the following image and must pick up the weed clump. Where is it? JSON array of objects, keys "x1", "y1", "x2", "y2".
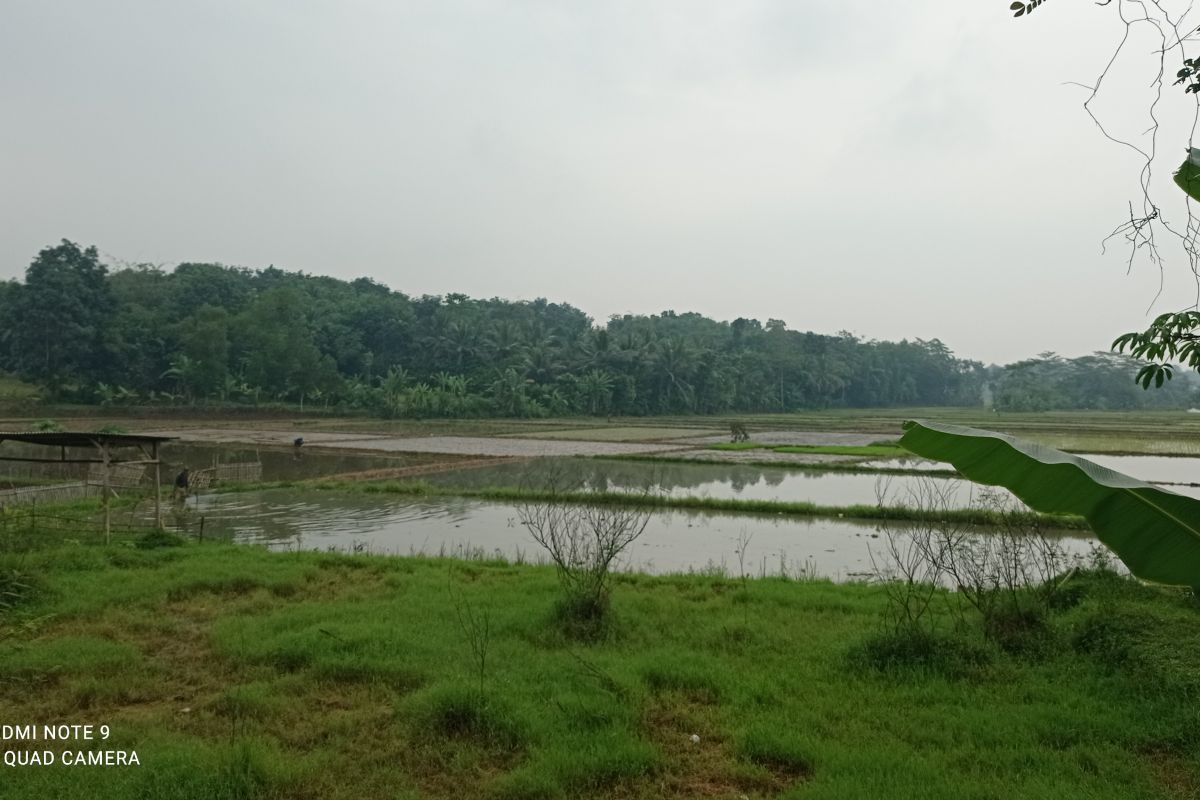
[
  {"x1": 738, "y1": 725, "x2": 813, "y2": 780},
  {"x1": 983, "y1": 607, "x2": 1057, "y2": 658},
  {"x1": 407, "y1": 684, "x2": 528, "y2": 752},
  {"x1": 639, "y1": 656, "x2": 725, "y2": 704},
  {"x1": 544, "y1": 732, "x2": 659, "y2": 792},
  {"x1": 1071, "y1": 612, "x2": 1139, "y2": 667},
  {"x1": 135, "y1": 529, "x2": 188, "y2": 549},
  {"x1": 488, "y1": 770, "x2": 559, "y2": 800},
  {"x1": 0, "y1": 565, "x2": 37, "y2": 614},
  {"x1": 550, "y1": 592, "x2": 612, "y2": 641},
  {"x1": 849, "y1": 628, "x2": 991, "y2": 679},
  {"x1": 167, "y1": 576, "x2": 265, "y2": 601}
]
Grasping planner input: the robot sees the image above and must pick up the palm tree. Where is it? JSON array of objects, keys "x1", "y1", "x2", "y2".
[
  {"x1": 438, "y1": 321, "x2": 481, "y2": 372},
  {"x1": 484, "y1": 320, "x2": 525, "y2": 366},
  {"x1": 380, "y1": 366, "x2": 410, "y2": 401},
  {"x1": 579, "y1": 369, "x2": 614, "y2": 415},
  {"x1": 490, "y1": 368, "x2": 529, "y2": 417},
  {"x1": 520, "y1": 340, "x2": 563, "y2": 385},
  {"x1": 653, "y1": 338, "x2": 696, "y2": 412}
]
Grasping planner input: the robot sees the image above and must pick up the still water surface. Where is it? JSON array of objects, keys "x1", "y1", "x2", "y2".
[{"x1": 160, "y1": 489, "x2": 1098, "y2": 579}]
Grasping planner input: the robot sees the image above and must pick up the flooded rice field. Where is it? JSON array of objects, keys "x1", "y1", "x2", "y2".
[
  {"x1": 156, "y1": 442, "x2": 447, "y2": 482},
  {"x1": 15, "y1": 429, "x2": 1197, "y2": 578},
  {"x1": 157, "y1": 488, "x2": 1098, "y2": 579},
  {"x1": 419, "y1": 457, "x2": 1015, "y2": 508},
  {"x1": 1078, "y1": 454, "x2": 1200, "y2": 494},
  {"x1": 0, "y1": 440, "x2": 464, "y2": 486}
]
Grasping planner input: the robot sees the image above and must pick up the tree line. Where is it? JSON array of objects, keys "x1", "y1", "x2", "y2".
[{"x1": 0, "y1": 240, "x2": 1193, "y2": 416}]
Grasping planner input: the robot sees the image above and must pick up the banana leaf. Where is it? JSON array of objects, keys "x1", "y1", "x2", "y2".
[{"x1": 899, "y1": 420, "x2": 1200, "y2": 587}]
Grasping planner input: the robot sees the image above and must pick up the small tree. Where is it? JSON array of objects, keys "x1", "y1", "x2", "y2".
[
  {"x1": 10, "y1": 240, "x2": 114, "y2": 395},
  {"x1": 517, "y1": 498, "x2": 651, "y2": 635}
]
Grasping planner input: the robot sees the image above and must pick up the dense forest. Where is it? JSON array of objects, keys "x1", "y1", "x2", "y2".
[{"x1": 0, "y1": 240, "x2": 1194, "y2": 416}]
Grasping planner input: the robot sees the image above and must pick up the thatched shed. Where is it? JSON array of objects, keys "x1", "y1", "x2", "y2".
[{"x1": 0, "y1": 431, "x2": 177, "y2": 537}]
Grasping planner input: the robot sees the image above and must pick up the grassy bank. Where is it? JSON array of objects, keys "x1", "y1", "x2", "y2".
[
  {"x1": 604, "y1": 453, "x2": 962, "y2": 478},
  {"x1": 0, "y1": 531, "x2": 1197, "y2": 799},
  {"x1": 708, "y1": 443, "x2": 905, "y2": 458}
]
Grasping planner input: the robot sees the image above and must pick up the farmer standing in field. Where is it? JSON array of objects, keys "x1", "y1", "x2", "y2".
[{"x1": 172, "y1": 467, "x2": 190, "y2": 500}]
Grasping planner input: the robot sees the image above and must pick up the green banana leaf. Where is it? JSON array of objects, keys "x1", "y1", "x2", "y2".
[
  {"x1": 1175, "y1": 149, "x2": 1200, "y2": 203},
  {"x1": 899, "y1": 420, "x2": 1200, "y2": 587}
]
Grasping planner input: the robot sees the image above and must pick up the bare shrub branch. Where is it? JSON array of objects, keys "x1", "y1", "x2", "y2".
[{"x1": 517, "y1": 492, "x2": 651, "y2": 628}]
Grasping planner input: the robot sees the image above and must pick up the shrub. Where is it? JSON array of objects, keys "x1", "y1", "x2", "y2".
[{"x1": 518, "y1": 498, "x2": 650, "y2": 637}]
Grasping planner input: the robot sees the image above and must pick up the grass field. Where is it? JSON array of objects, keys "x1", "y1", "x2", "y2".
[{"x1": 1, "y1": 528, "x2": 1198, "y2": 799}]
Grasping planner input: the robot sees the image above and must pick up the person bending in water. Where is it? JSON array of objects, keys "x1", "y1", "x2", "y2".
[{"x1": 173, "y1": 467, "x2": 190, "y2": 501}]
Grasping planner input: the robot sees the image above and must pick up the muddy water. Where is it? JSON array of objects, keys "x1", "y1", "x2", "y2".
[
  {"x1": 158, "y1": 489, "x2": 1097, "y2": 579},
  {"x1": 0, "y1": 440, "x2": 438, "y2": 485},
  {"x1": 157, "y1": 443, "x2": 435, "y2": 481}
]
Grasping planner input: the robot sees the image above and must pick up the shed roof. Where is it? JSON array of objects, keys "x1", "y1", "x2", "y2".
[{"x1": 0, "y1": 432, "x2": 177, "y2": 449}]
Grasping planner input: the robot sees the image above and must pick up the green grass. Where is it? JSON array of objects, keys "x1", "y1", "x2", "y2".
[{"x1": 0, "y1": 529, "x2": 1197, "y2": 799}]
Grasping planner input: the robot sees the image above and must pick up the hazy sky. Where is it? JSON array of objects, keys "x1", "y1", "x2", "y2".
[{"x1": 4, "y1": 0, "x2": 1200, "y2": 364}]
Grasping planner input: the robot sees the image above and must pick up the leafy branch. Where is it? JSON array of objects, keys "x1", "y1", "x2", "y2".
[{"x1": 1113, "y1": 310, "x2": 1200, "y2": 387}]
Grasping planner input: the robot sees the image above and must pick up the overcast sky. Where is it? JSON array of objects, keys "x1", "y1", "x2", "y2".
[{"x1": 4, "y1": 1, "x2": 1200, "y2": 364}]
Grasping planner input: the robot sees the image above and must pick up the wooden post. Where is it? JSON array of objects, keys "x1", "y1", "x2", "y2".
[
  {"x1": 153, "y1": 441, "x2": 162, "y2": 530},
  {"x1": 101, "y1": 443, "x2": 111, "y2": 544}
]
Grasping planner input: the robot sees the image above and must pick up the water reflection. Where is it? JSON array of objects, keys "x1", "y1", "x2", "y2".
[
  {"x1": 421, "y1": 457, "x2": 1010, "y2": 508},
  {"x1": 157, "y1": 443, "x2": 424, "y2": 481}
]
